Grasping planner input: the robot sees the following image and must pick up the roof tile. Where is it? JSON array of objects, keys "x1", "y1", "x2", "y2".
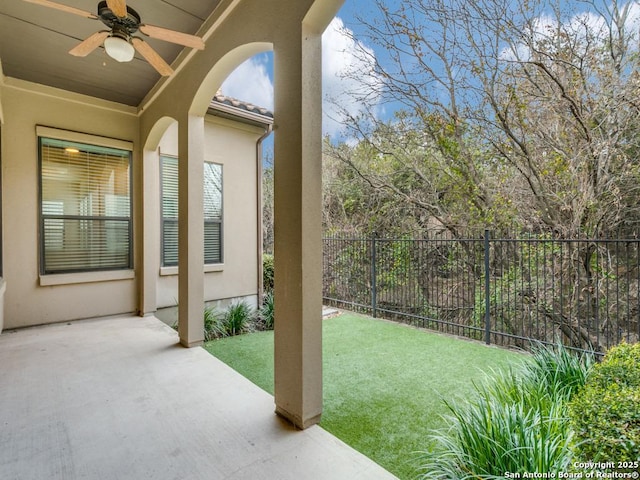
[{"x1": 210, "y1": 94, "x2": 273, "y2": 119}]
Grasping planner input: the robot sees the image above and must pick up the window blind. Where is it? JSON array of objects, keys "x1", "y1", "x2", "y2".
[
  {"x1": 161, "y1": 156, "x2": 179, "y2": 266},
  {"x1": 204, "y1": 161, "x2": 222, "y2": 264},
  {"x1": 160, "y1": 156, "x2": 222, "y2": 267},
  {"x1": 40, "y1": 137, "x2": 132, "y2": 274}
]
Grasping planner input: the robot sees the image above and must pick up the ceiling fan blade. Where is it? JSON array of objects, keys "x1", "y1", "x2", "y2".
[
  {"x1": 139, "y1": 24, "x2": 205, "y2": 50},
  {"x1": 69, "y1": 31, "x2": 110, "y2": 57},
  {"x1": 132, "y1": 37, "x2": 174, "y2": 76},
  {"x1": 106, "y1": 0, "x2": 127, "y2": 18},
  {"x1": 22, "y1": 0, "x2": 97, "y2": 19}
]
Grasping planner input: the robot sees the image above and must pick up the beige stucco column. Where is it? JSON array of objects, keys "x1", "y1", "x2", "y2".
[
  {"x1": 273, "y1": 21, "x2": 324, "y2": 429},
  {"x1": 177, "y1": 114, "x2": 205, "y2": 347},
  {"x1": 138, "y1": 147, "x2": 160, "y2": 316}
]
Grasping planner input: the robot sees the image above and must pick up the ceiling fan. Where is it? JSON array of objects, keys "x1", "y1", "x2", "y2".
[{"x1": 22, "y1": 0, "x2": 205, "y2": 76}]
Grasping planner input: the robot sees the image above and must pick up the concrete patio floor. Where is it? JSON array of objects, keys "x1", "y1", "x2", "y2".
[{"x1": 0, "y1": 315, "x2": 396, "y2": 480}]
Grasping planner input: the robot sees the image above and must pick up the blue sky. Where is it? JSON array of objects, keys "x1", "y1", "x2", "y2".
[
  {"x1": 220, "y1": 0, "x2": 640, "y2": 148},
  {"x1": 220, "y1": 0, "x2": 383, "y2": 142}
]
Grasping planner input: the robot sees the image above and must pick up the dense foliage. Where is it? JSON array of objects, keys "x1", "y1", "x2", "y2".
[
  {"x1": 312, "y1": 0, "x2": 640, "y2": 357},
  {"x1": 323, "y1": 0, "x2": 640, "y2": 239},
  {"x1": 259, "y1": 292, "x2": 274, "y2": 330},
  {"x1": 569, "y1": 342, "x2": 640, "y2": 466},
  {"x1": 262, "y1": 253, "x2": 274, "y2": 293}
]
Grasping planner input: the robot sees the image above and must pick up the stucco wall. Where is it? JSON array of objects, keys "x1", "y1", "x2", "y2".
[
  {"x1": 1, "y1": 82, "x2": 139, "y2": 328},
  {"x1": 0, "y1": 80, "x2": 263, "y2": 329},
  {"x1": 154, "y1": 116, "x2": 261, "y2": 310}
]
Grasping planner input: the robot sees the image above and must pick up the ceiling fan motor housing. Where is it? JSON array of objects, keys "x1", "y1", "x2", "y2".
[{"x1": 97, "y1": 0, "x2": 141, "y2": 34}]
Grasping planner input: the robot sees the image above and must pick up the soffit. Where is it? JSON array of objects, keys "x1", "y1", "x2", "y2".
[{"x1": 0, "y1": 0, "x2": 221, "y2": 106}]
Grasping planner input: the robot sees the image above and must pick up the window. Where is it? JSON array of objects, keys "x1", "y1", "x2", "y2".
[
  {"x1": 160, "y1": 156, "x2": 223, "y2": 267},
  {"x1": 39, "y1": 136, "x2": 132, "y2": 274},
  {"x1": 204, "y1": 162, "x2": 223, "y2": 264},
  {"x1": 160, "y1": 155, "x2": 178, "y2": 266}
]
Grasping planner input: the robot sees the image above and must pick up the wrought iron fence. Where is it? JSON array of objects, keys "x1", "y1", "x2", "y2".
[{"x1": 323, "y1": 231, "x2": 640, "y2": 357}]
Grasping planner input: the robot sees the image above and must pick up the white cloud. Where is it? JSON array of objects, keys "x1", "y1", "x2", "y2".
[
  {"x1": 219, "y1": 16, "x2": 380, "y2": 139},
  {"x1": 220, "y1": 53, "x2": 274, "y2": 111},
  {"x1": 501, "y1": 1, "x2": 640, "y2": 62},
  {"x1": 322, "y1": 16, "x2": 381, "y2": 138}
]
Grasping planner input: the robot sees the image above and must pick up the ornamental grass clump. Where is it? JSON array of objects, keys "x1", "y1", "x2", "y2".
[
  {"x1": 203, "y1": 306, "x2": 227, "y2": 341},
  {"x1": 223, "y1": 301, "x2": 255, "y2": 336},
  {"x1": 417, "y1": 343, "x2": 593, "y2": 479},
  {"x1": 525, "y1": 342, "x2": 594, "y2": 399}
]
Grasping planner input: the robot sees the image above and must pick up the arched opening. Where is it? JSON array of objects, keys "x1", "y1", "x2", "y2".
[{"x1": 139, "y1": 45, "x2": 275, "y2": 327}]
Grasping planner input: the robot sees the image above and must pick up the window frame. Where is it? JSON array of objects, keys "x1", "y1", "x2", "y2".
[
  {"x1": 159, "y1": 154, "x2": 224, "y2": 268},
  {"x1": 37, "y1": 127, "x2": 133, "y2": 276},
  {"x1": 159, "y1": 154, "x2": 178, "y2": 268},
  {"x1": 203, "y1": 160, "x2": 224, "y2": 266}
]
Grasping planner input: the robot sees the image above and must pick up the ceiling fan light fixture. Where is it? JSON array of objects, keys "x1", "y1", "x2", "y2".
[{"x1": 104, "y1": 35, "x2": 134, "y2": 62}]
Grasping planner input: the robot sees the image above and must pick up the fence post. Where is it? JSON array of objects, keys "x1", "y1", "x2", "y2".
[
  {"x1": 484, "y1": 229, "x2": 491, "y2": 345},
  {"x1": 371, "y1": 233, "x2": 377, "y2": 318}
]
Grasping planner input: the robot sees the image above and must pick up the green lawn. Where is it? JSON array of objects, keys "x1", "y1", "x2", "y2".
[{"x1": 204, "y1": 313, "x2": 523, "y2": 479}]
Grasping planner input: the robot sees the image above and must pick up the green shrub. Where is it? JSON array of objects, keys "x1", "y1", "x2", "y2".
[
  {"x1": 263, "y1": 254, "x2": 274, "y2": 293},
  {"x1": 418, "y1": 343, "x2": 592, "y2": 479},
  {"x1": 223, "y1": 301, "x2": 254, "y2": 336},
  {"x1": 259, "y1": 292, "x2": 274, "y2": 330},
  {"x1": 569, "y1": 342, "x2": 640, "y2": 466},
  {"x1": 588, "y1": 341, "x2": 640, "y2": 387}
]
